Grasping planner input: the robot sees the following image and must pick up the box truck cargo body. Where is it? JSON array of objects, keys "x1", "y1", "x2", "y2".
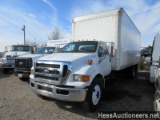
[
  {"x1": 72, "y1": 8, "x2": 141, "y2": 70},
  {"x1": 30, "y1": 8, "x2": 141, "y2": 111}
]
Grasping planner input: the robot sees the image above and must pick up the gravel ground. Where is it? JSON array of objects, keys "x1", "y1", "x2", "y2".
[{"x1": 0, "y1": 70, "x2": 155, "y2": 120}]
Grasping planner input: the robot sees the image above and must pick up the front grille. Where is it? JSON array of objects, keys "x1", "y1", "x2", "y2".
[
  {"x1": 35, "y1": 69, "x2": 60, "y2": 74},
  {"x1": 35, "y1": 62, "x2": 61, "y2": 81},
  {"x1": 34, "y1": 61, "x2": 70, "y2": 84},
  {"x1": 6, "y1": 55, "x2": 16, "y2": 63},
  {"x1": 15, "y1": 58, "x2": 32, "y2": 69},
  {"x1": 36, "y1": 63, "x2": 60, "y2": 68},
  {"x1": 35, "y1": 75, "x2": 59, "y2": 81},
  {"x1": 7, "y1": 55, "x2": 16, "y2": 59}
]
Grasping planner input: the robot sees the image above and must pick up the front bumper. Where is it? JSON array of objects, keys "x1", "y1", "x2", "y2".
[
  {"x1": 0, "y1": 63, "x2": 15, "y2": 68},
  {"x1": 30, "y1": 79, "x2": 88, "y2": 102},
  {"x1": 14, "y1": 69, "x2": 30, "y2": 78}
]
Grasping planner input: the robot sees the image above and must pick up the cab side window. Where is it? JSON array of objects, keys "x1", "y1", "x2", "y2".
[{"x1": 98, "y1": 42, "x2": 109, "y2": 57}]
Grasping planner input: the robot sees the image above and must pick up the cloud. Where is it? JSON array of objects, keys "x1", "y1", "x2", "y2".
[
  {"x1": 43, "y1": 0, "x2": 56, "y2": 12},
  {"x1": 0, "y1": 1, "x2": 71, "y2": 51},
  {"x1": 70, "y1": 0, "x2": 160, "y2": 47},
  {"x1": 28, "y1": 13, "x2": 36, "y2": 18},
  {"x1": 42, "y1": 0, "x2": 58, "y2": 28},
  {"x1": 0, "y1": 6, "x2": 53, "y2": 51}
]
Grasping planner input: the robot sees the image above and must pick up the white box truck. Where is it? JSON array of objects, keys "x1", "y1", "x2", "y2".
[
  {"x1": 148, "y1": 34, "x2": 160, "y2": 111},
  {"x1": 30, "y1": 8, "x2": 141, "y2": 111}
]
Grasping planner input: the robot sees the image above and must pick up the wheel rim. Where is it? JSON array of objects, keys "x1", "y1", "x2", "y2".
[
  {"x1": 154, "y1": 99, "x2": 160, "y2": 111},
  {"x1": 92, "y1": 85, "x2": 101, "y2": 105}
]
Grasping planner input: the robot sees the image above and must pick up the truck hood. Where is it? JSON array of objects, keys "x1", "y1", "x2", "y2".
[
  {"x1": 19, "y1": 54, "x2": 44, "y2": 58},
  {"x1": 17, "y1": 54, "x2": 47, "y2": 62},
  {"x1": 38, "y1": 53, "x2": 96, "y2": 63},
  {"x1": 5, "y1": 51, "x2": 30, "y2": 57}
]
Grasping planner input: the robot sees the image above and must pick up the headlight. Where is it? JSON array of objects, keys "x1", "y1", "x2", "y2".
[
  {"x1": 74, "y1": 74, "x2": 81, "y2": 81},
  {"x1": 0, "y1": 58, "x2": 4, "y2": 63},
  {"x1": 74, "y1": 74, "x2": 90, "y2": 82}
]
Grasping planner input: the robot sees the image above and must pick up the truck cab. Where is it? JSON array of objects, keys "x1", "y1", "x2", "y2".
[
  {"x1": 0, "y1": 45, "x2": 34, "y2": 74},
  {"x1": 30, "y1": 41, "x2": 112, "y2": 111}
]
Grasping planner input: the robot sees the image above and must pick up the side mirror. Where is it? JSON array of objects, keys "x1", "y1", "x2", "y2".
[
  {"x1": 30, "y1": 48, "x2": 34, "y2": 54},
  {"x1": 33, "y1": 46, "x2": 37, "y2": 52},
  {"x1": 98, "y1": 51, "x2": 104, "y2": 57}
]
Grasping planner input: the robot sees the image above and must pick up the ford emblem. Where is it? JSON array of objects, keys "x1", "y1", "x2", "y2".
[
  {"x1": 19, "y1": 62, "x2": 23, "y2": 65},
  {"x1": 44, "y1": 69, "x2": 49, "y2": 74}
]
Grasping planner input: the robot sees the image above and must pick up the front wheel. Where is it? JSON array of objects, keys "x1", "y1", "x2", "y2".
[{"x1": 85, "y1": 78, "x2": 102, "y2": 112}]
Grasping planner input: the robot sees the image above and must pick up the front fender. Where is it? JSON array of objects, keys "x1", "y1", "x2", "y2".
[{"x1": 73, "y1": 64, "x2": 104, "y2": 86}]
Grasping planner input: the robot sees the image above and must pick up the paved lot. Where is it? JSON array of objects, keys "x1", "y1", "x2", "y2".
[{"x1": 0, "y1": 71, "x2": 155, "y2": 120}]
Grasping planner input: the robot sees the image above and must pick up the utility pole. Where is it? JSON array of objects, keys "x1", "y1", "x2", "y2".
[{"x1": 22, "y1": 25, "x2": 26, "y2": 44}]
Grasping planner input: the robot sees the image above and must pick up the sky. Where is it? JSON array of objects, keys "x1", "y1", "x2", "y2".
[{"x1": 0, "y1": 0, "x2": 160, "y2": 51}]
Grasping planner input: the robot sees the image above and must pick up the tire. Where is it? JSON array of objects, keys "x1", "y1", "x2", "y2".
[
  {"x1": 154, "y1": 90, "x2": 160, "y2": 112},
  {"x1": 2, "y1": 68, "x2": 9, "y2": 74},
  {"x1": 154, "y1": 79, "x2": 159, "y2": 90},
  {"x1": 128, "y1": 65, "x2": 137, "y2": 79},
  {"x1": 84, "y1": 78, "x2": 102, "y2": 112}
]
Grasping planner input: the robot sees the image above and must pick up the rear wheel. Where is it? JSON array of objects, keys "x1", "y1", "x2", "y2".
[
  {"x1": 2, "y1": 68, "x2": 9, "y2": 74},
  {"x1": 128, "y1": 65, "x2": 137, "y2": 79},
  {"x1": 85, "y1": 78, "x2": 102, "y2": 112}
]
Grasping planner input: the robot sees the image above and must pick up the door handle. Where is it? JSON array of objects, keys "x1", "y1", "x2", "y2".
[{"x1": 99, "y1": 60, "x2": 102, "y2": 64}]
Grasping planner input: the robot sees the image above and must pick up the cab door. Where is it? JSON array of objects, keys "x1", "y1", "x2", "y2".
[{"x1": 98, "y1": 42, "x2": 111, "y2": 76}]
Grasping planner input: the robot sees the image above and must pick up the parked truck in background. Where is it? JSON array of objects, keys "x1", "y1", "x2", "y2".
[
  {"x1": 0, "y1": 44, "x2": 35, "y2": 74},
  {"x1": 29, "y1": 8, "x2": 141, "y2": 111},
  {"x1": 14, "y1": 39, "x2": 71, "y2": 80},
  {"x1": 149, "y1": 33, "x2": 160, "y2": 111},
  {"x1": 14, "y1": 47, "x2": 55, "y2": 80}
]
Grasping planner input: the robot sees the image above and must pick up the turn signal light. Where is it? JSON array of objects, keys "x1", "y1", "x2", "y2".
[
  {"x1": 82, "y1": 75, "x2": 90, "y2": 82},
  {"x1": 88, "y1": 60, "x2": 92, "y2": 65},
  {"x1": 30, "y1": 70, "x2": 33, "y2": 74}
]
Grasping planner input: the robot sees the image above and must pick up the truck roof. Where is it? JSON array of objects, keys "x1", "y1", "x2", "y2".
[
  {"x1": 73, "y1": 8, "x2": 122, "y2": 23},
  {"x1": 12, "y1": 45, "x2": 30, "y2": 46}
]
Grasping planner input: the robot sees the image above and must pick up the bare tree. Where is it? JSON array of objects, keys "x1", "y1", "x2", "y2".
[
  {"x1": 26, "y1": 39, "x2": 41, "y2": 49},
  {"x1": 48, "y1": 26, "x2": 64, "y2": 40},
  {"x1": 40, "y1": 40, "x2": 47, "y2": 48}
]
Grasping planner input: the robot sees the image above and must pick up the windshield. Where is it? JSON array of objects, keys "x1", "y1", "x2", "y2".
[
  {"x1": 34, "y1": 47, "x2": 55, "y2": 54},
  {"x1": 10, "y1": 46, "x2": 30, "y2": 52},
  {"x1": 60, "y1": 41, "x2": 98, "y2": 53}
]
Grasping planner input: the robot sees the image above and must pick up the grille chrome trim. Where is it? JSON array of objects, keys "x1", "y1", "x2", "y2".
[
  {"x1": 34, "y1": 60, "x2": 72, "y2": 85},
  {"x1": 35, "y1": 72, "x2": 60, "y2": 78}
]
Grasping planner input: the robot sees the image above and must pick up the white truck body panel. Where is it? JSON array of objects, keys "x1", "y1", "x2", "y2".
[{"x1": 72, "y1": 8, "x2": 141, "y2": 70}]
